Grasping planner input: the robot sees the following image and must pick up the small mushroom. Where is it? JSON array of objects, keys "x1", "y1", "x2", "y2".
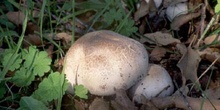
[
  {"x1": 129, "y1": 64, "x2": 174, "y2": 103},
  {"x1": 166, "y1": 2, "x2": 188, "y2": 21},
  {"x1": 63, "y1": 30, "x2": 149, "y2": 96}
]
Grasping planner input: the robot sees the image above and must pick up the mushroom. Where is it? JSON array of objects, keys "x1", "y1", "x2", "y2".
[
  {"x1": 63, "y1": 30, "x2": 149, "y2": 96},
  {"x1": 166, "y1": 2, "x2": 188, "y2": 21},
  {"x1": 129, "y1": 64, "x2": 174, "y2": 103}
]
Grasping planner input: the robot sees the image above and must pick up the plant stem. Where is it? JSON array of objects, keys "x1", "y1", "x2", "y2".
[{"x1": 71, "y1": 0, "x2": 75, "y2": 44}]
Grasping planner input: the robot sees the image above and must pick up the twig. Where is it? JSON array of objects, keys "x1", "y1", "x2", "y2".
[{"x1": 200, "y1": 3, "x2": 206, "y2": 41}]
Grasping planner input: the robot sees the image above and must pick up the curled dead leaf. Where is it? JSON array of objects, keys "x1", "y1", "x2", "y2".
[
  {"x1": 143, "y1": 31, "x2": 180, "y2": 45},
  {"x1": 134, "y1": 0, "x2": 158, "y2": 21},
  {"x1": 204, "y1": 34, "x2": 220, "y2": 47},
  {"x1": 134, "y1": 0, "x2": 150, "y2": 21},
  {"x1": 171, "y1": 11, "x2": 201, "y2": 30}
]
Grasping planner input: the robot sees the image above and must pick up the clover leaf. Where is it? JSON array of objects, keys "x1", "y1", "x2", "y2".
[
  {"x1": 12, "y1": 67, "x2": 35, "y2": 87},
  {"x1": 74, "y1": 84, "x2": 88, "y2": 99},
  {"x1": 2, "y1": 49, "x2": 22, "y2": 71},
  {"x1": 22, "y1": 46, "x2": 51, "y2": 77},
  {"x1": 31, "y1": 72, "x2": 68, "y2": 102},
  {"x1": 11, "y1": 46, "x2": 51, "y2": 87}
]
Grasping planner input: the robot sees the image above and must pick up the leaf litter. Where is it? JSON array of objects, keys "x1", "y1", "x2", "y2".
[{"x1": 1, "y1": 0, "x2": 220, "y2": 110}]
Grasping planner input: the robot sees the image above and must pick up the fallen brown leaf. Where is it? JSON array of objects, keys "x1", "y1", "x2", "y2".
[
  {"x1": 89, "y1": 98, "x2": 110, "y2": 110},
  {"x1": 204, "y1": 34, "x2": 220, "y2": 46},
  {"x1": 6, "y1": 11, "x2": 25, "y2": 26},
  {"x1": 177, "y1": 47, "x2": 201, "y2": 86},
  {"x1": 26, "y1": 22, "x2": 40, "y2": 34},
  {"x1": 74, "y1": 99, "x2": 86, "y2": 110},
  {"x1": 151, "y1": 95, "x2": 220, "y2": 110},
  {"x1": 143, "y1": 31, "x2": 180, "y2": 45},
  {"x1": 176, "y1": 43, "x2": 187, "y2": 55},
  {"x1": 23, "y1": 34, "x2": 43, "y2": 47},
  {"x1": 198, "y1": 47, "x2": 220, "y2": 64},
  {"x1": 150, "y1": 46, "x2": 167, "y2": 61},
  {"x1": 46, "y1": 45, "x2": 54, "y2": 59},
  {"x1": 139, "y1": 94, "x2": 159, "y2": 110},
  {"x1": 204, "y1": 87, "x2": 220, "y2": 100},
  {"x1": 171, "y1": 11, "x2": 201, "y2": 30},
  {"x1": 134, "y1": 0, "x2": 157, "y2": 21},
  {"x1": 56, "y1": 32, "x2": 72, "y2": 43},
  {"x1": 111, "y1": 89, "x2": 137, "y2": 110},
  {"x1": 134, "y1": 0, "x2": 150, "y2": 21}
]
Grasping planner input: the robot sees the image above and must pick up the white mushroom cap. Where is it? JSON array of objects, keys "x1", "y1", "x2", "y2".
[
  {"x1": 63, "y1": 30, "x2": 149, "y2": 96},
  {"x1": 145, "y1": 0, "x2": 162, "y2": 8},
  {"x1": 129, "y1": 64, "x2": 174, "y2": 103},
  {"x1": 166, "y1": 2, "x2": 188, "y2": 21}
]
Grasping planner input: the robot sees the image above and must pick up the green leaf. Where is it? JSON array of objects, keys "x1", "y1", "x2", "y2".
[
  {"x1": 22, "y1": 46, "x2": 51, "y2": 77},
  {"x1": 118, "y1": 18, "x2": 138, "y2": 36},
  {"x1": 0, "y1": 17, "x2": 16, "y2": 29},
  {"x1": 11, "y1": 67, "x2": 35, "y2": 87},
  {"x1": 11, "y1": 46, "x2": 51, "y2": 87},
  {"x1": 18, "y1": 96, "x2": 49, "y2": 110},
  {"x1": 0, "y1": 30, "x2": 18, "y2": 37},
  {"x1": 0, "y1": 82, "x2": 7, "y2": 99},
  {"x1": 32, "y1": 72, "x2": 68, "y2": 102},
  {"x1": 2, "y1": 49, "x2": 22, "y2": 71},
  {"x1": 215, "y1": 4, "x2": 220, "y2": 13},
  {"x1": 103, "y1": 8, "x2": 123, "y2": 26},
  {"x1": 74, "y1": 84, "x2": 88, "y2": 99}
]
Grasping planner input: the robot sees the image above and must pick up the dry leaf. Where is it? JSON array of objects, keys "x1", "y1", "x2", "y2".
[
  {"x1": 134, "y1": 0, "x2": 150, "y2": 21},
  {"x1": 171, "y1": 11, "x2": 201, "y2": 30},
  {"x1": 204, "y1": 88, "x2": 220, "y2": 100},
  {"x1": 198, "y1": 48, "x2": 220, "y2": 64},
  {"x1": 173, "y1": 86, "x2": 189, "y2": 96},
  {"x1": 139, "y1": 96, "x2": 159, "y2": 110},
  {"x1": 26, "y1": 22, "x2": 40, "y2": 34},
  {"x1": 150, "y1": 46, "x2": 167, "y2": 61},
  {"x1": 46, "y1": 45, "x2": 54, "y2": 59},
  {"x1": 177, "y1": 47, "x2": 201, "y2": 85},
  {"x1": 204, "y1": 34, "x2": 220, "y2": 46},
  {"x1": 151, "y1": 95, "x2": 220, "y2": 110},
  {"x1": 176, "y1": 43, "x2": 187, "y2": 55},
  {"x1": 134, "y1": 0, "x2": 158, "y2": 21},
  {"x1": 74, "y1": 99, "x2": 86, "y2": 110},
  {"x1": 111, "y1": 89, "x2": 137, "y2": 110},
  {"x1": 143, "y1": 32, "x2": 180, "y2": 45},
  {"x1": 23, "y1": 34, "x2": 42, "y2": 47},
  {"x1": 6, "y1": 11, "x2": 25, "y2": 26},
  {"x1": 56, "y1": 32, "x2": 72, "y2": 43},
  {"x1": 89, "y1": 98, "x2": 110, "y2": 110}
]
